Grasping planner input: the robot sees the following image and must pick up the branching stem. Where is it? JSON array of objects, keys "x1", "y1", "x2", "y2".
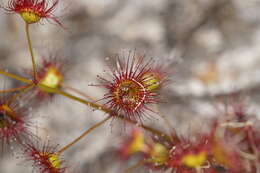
[
  {"x1": 0, "y1": 69, "x2": 173, "y2": 143},
  {"x1": 0, "y1": 70, "x2": 32, "y2": 84},
  {"x1": 7, "y1": 84, "x2": 34, "y2": 105},
  {"x1": 0, "y1": 84, "x2": 32, "y2": 93}
]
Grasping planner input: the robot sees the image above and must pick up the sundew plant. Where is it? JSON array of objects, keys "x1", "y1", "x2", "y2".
[{"x1": 0, "y1": 0, "x2": 260, "y2": 173}]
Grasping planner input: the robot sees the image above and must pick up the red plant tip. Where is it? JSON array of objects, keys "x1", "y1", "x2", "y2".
[
  {"x1": 0, "y1": 96, "x2": 33, "y2": 151},
  {"x1": 118, "y1": 129, "x2": 170, "y2": 170},
  {"x1": 0, "y1": 104, "x2": 24, "y2": 138},
  {"x1": 4, "y1": 0, "x2": 62, "y2": 25},
  {"x1": 180, "y1": 150, "x2": 207, "y2": 168},
  {"x1": 169, "y1": 139, "x2": 209, "y2": 169},
  {"x1": 24, "y1": 141, "x2": 66, "y2": 173},
  {"x1": 211, "y1": 136, "x2": 243, "y2": 172},
  {"x1": 98, "y1": 53, "x2": 161, "y2": 121},
  {"x1": 119, "y1": 129, "x2": 147, "y2": 158}
]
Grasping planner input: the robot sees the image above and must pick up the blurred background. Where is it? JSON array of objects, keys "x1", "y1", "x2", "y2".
[{"x1": 1, "y1": 0, "x2": 260, "y2": 172}]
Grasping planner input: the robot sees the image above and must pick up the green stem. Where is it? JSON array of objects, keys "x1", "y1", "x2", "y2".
[
  {"x1": 0, "y1": 69, "x2": 32, "y2": 84},
  {"x1": 25, "y1": 23, "x2": 37, "y2": 82}
]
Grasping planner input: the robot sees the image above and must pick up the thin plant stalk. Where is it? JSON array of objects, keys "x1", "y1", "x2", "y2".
[
  {"x1": 58, "y1": 116, "x2": 112, "y2": 154},
  {"x1": 61, "y1": 84, "x2": 97, "y2": 102},
  {"x1": 124, "y1": 159, "x2": 146, "y2": 173},
  {"x1": 0, "y1": 84, "x2": 32, "y2": 93},
  {"x1": 25, "y1": 23, "x2": 37, "y2": 82},
  {"x1": 0, "y1": 69, "x2": 32, "y2": 84},
  {"x1": 7, "y1": 84, "x2": 34, "y2": 105}
]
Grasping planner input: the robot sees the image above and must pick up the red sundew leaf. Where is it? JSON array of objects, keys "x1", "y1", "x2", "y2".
[
  {"x1": 211, "y1": 96, "x2": 260, "y2": 172},
  {"x1": 0, "y1": 91, "x2": 38, "y2": 154},
  {"x1": 3, "y1": 0, "x2": 64, "y2": 27},
  {"x1": 96, "y1": 52, "x2": 169, "y2": 123},
  {"x1": 26, "y1": 56, "x2": 67, "y2": 101},
  {"x1": 118, "y1": 128, "x2": 148, "y2": 159},
  {"x1": 168, "y1": 136, "x2": 211, "y2": 170},
  {"x1": 210, "y1": 137, "x2": 244, "y2": 173},
  {"x1": 22, "y1": 139, "x2": 67, "y2": 173}
]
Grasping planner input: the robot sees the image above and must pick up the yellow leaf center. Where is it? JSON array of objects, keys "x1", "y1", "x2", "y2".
[
  {"x1": 148, "y1": 143, "x2": 169, "y2": 165},
  {"x1": 141, "y1": 72, "x2": 161, "y2": 91},
  {"x1": 181, "y1": 151, "x2": 207, "y2": 168},
  {"x1": 129, "y1": 131, "x2": 146, "y2": 154},
  {"x1": 48, "y1": 154, "x2": 61, "y2": 169},
  {"x1": 39, "y1": 67, "x2": 63, "y2": 92},
  {"x1": 21, "y1": 10, "x2": 40, "y2": 24},
  {"x1": 0, "y1": 104, "x2": 18, "y2": 128}
]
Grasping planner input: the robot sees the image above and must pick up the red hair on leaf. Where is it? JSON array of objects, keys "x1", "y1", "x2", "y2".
[
  {"x1": 4, "y1": 0, "x2": 64, "y2": 27},
  {"x1": 0, "y1": 91, "x2": 37, "y2": 154},
  {"x1": 23, "y1": 139, "x2": 67, "y2": 173},
  {"x1": 96, "y1": 51, "x2": 165, "y2": 123}
]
